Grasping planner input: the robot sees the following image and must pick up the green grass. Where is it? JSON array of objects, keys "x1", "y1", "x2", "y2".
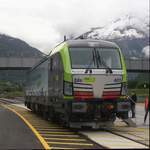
[
  {"x1": 0, "y1": 81, "x2": 24, "y2": 98},
  {"x1": 128, "y1": 88, "x2": 149, "y2": 96}
]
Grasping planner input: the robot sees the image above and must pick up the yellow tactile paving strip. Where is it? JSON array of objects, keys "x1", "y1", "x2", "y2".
[{"x1": 2, "y1": 104, "x2": 102, "y2": 149}]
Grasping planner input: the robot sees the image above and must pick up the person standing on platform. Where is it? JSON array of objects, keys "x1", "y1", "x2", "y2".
[
  {"x1": 144, "y1": 96, "x2": 149, "y2": 124},
  {"x1": 131, "y1": 91, "x2": 137, "y2": 118}
]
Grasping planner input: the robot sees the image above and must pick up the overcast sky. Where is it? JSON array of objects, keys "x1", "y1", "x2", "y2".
[{"x1": 0, "y1": 0, "x2": 149, "y2": 54}]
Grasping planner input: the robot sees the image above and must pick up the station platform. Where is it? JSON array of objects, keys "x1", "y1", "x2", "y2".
[{"x1": 0, "y1": 104, "x2": 43, "y2": 149}]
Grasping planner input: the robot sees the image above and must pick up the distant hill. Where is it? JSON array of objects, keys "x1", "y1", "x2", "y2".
[
  {"x1": 0, "y1": 34, "x2": 44, "y2": 57},
  {"x1": 76, "y1": 15, "x2": 149, "y2": 58}
]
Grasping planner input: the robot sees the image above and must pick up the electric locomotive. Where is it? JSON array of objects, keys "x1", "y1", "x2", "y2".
[{"x1": 25, "y1": 39, "x2": 131, "y2": 128}]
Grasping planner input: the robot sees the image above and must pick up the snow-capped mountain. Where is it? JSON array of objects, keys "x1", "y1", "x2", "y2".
[
  {"x1": 87, "y1": 15, "x2": 149, "y2": 39},
  {"x1": 77, "y1": 15, "x2": 149, "y2": 58}
]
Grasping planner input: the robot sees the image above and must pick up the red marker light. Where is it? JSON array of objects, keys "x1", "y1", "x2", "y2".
[{"x1": 106, "y1": 105, "x2": 114, "y2": 110}]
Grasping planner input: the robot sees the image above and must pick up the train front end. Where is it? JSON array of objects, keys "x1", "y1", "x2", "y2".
[{"x1": 63, "y1": 40, "x2": 131, "y2": 128}]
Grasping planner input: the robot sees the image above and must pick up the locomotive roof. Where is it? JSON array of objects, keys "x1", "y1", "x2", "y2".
[
  {"x1": 29, "y1": 39, "x2": 120, "y2": 72},
  {"x1": 66, "y1": 39, "x2": 119, "y2": 48}
]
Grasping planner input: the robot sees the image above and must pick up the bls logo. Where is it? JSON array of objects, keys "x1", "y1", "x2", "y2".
[
  {"x1": 74, "y1": 78, "x2": 82, "y2": 83},
  {"x1": 114, "y1": 78, "x2": 122, "y2": 82}
]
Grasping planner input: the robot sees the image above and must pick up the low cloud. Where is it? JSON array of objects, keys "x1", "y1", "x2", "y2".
[{"x1": 142, "y1": 46, "x2": 150, "y2": 58}]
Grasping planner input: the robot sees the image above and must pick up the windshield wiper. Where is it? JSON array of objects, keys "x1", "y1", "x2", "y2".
[
  {"x1": 85, "y1": 50, "x2": 96, "y2": 74},
  {"x1": 96, "y1": 50, "x2": 113, "y2": 74}
]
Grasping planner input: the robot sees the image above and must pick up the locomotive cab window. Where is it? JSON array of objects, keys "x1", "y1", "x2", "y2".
[
  {"x1": 69, "y1": 47, "x2": 122, "y2": 69},
  {"x1": 96, "y1": 48, "x2": 122, "y2": 69},
  {"x1": 69, "y1": 47, "x2": 97, "y2": 69}
]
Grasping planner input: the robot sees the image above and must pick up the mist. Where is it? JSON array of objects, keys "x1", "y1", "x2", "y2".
[{"x1": 142, "y1": 46, "x2": 150, "y2": 58}]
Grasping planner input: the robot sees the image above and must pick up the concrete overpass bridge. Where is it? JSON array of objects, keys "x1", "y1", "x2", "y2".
[
  {"x1": 0, "y1": 57, "x2": 42, "y2": 83},
  {"x1": 0, "y1": 56, "x2": 149, "y2": 83},
  {"x1": 0, "y1": 56, "x2": 149, "y2": 71},
  {"x1": 0, "y1": 57, "x2": 42, "y2": 68}
]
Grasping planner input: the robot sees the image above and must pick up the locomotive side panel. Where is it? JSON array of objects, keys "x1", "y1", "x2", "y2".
[
  {"x1": 48, "y1": 53, "x2": 64, "y2": 99},
  {"x1": 25, "y1": 58, "x2": 49, "y2": 109}
]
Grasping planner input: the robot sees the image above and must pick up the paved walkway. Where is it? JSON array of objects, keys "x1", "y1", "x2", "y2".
[
  {"x1": 0, "y1": 104, "x2": 43, "y2": 149},
  {"x1": 131, "y1": 103, "x2": 149, "y2": 127}
]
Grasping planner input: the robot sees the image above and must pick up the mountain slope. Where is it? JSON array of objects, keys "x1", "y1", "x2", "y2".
[{"x1": 0, "y1": 34, "x2": 44, "y2": 57}]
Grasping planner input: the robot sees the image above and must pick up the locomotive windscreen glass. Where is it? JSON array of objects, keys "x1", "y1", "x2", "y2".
[
  {"x1": 96, "y1": 48, "x2": 122, "y2": 69},
  {"x1": 69, "y1": 47, "x2": 97, "y2": 69},
  {"x1": 69, "y1": 47, "x2": 122, "y2": 69}
]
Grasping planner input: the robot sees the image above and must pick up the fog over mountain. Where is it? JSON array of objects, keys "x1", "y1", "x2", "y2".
[{"x1": 142, "y1": 46, "x2": 150, "y2": 58}]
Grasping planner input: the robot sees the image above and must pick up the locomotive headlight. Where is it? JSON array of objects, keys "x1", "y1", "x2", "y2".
[
  {"x1": 121, "y1": 83, "x2": 128, "y2": 96},
  {"x1": 64, "y1": 81, "x2": 73, "y2": 96}
]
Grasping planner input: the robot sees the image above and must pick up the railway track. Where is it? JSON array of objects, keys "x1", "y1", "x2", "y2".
[
  {"x1": 104, "y1": 126, "x2": 149, "y2": 146},
  {"x1": 80, "y1": 128, "x2": 148, "y2": 149},
  {"x1": 0, "y1": 98, "x2": 23, "y2": 104},
  {"x1": 0, "y1": 98, "x2": 149, "y2": 149}
]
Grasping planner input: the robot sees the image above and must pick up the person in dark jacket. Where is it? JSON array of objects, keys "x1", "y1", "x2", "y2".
[
  {"x1": 144, "y1": 96, "x2": 149, "y2": 124},
  {"x1": 131, "y1": 91, "x2": 137, "y2": 118}
]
